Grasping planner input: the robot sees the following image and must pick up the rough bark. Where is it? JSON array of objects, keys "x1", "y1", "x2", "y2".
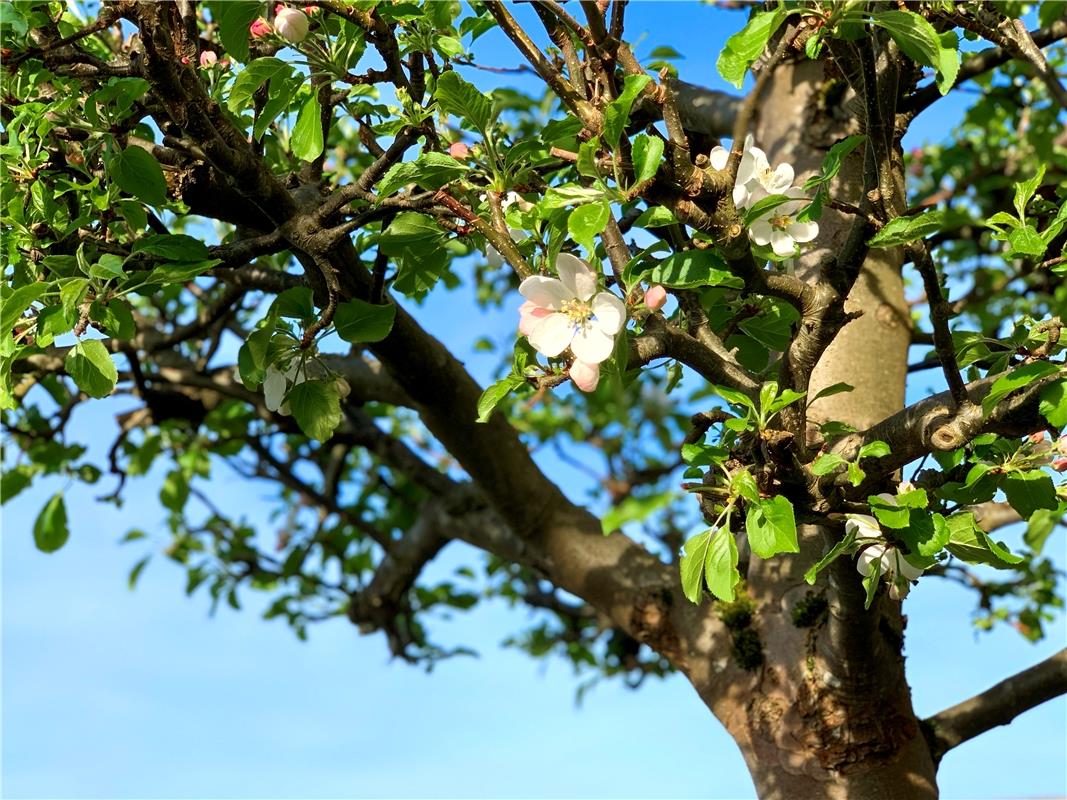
[{"x1": 679, "y1": 58, "x2": 939, "y2": 799}]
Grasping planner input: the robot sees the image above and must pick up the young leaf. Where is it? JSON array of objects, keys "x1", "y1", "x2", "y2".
[
  {"x1": 603, "y1": 74, "x2": 651, "y2": 148},
  {"x1": 601, "y1": 492, "x2": 674, "y2": 535},
  {"x1": 568, "y1": 202, "x2": 610, "y2": 255},
  {"x1": 872, "y1": 10, "x2": 940, "y2": 68},
  {"x1": 811, "y1": 453, "x2": 847, "y2": 476},
  {"x1": 716, "y1": 9, "x2": 785, "y2": 88},
  {"x1": 435, "y1": 71, "x2": 493, "y2": 133},
  {"x1": 746, "y1": 495, "x2": 799, "y2": 559},
  {"x1": 377, "y1": 153, "x2": 468, "y2": 198},
  {"x1": 108, "y1": 146, "x2": 167, "y2": 206},
  {"x1": 804, "y1": 136, "x2": 865, "y2": 192},
  {"x1": 1013, "y1": 166, "x2": 1045, "y2": 220},
  {"x1": 680, "y1": 528, "x2": 714, "y2": 604},
  {"x1": 705, "y1": 527, "x2": 740, "y2": 602},
  {"x1": 65, "y1": 340, "x2": 118, "y2": 398},
  {"x1": 641, "y1": 250, "x2": 742, "y2": 290},
  {"x1": 1038, "y1": 378, "x2": 1067, "y2": 427},
  {"x1": 804, "y1": 529, "x2": 857, "y2": 585},
  {"x1": 944, "y1": 513, "x2": 1023, "y2": 568},
  {"x1": 1002, "y1": 470, "x2": 1059, "y2": 519},
  {"x1": 334, "y1": 299, "x2": 397, "y2": 343},
  {"x1": 867, "y1": 210, "x2": 945, "y2": 248},
  {"x1": 982, "y1": 361, "x2": 1060, "y2": 415},
  {"x1": 1, "y1": 283, "x2": 47, "y2": 341},
  {"x1": 204, "y1": 1, "x2": 263, "y2": 63},
  {"x1": 630, "y1": 133, "x2": 664, "y2": 186},
  {"x1": 33, "y1": 492, "x2": 69, "y2": 553},
  {"x1": 291, "y1": 94, "x2": 325, "y2": 162},
  {"x1": 476, "y1": 374, "x2": 524, "y2": 423},
  {"x1": 287, "y1": 380, "x2": 342, "y2": 442}
]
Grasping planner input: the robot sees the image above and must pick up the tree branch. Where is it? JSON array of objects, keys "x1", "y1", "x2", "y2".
[{"x1": 923, "y1": 647, "x2": 1067, "y2": 762}]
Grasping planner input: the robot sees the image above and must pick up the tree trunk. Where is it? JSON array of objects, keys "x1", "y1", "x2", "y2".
[{"x1": 685, "y1": 59, "x2": 940, "y2": 798}]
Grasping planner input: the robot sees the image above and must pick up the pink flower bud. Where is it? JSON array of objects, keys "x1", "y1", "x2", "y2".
[
  {"x1": 1028, "y1": 432, "x2": 1045, "y2": 444},
  {"x1": 643, "y1": 284, "x2": 667, "y2": 311},
  {"x1": 1052, "y1": 457, "x2": 1067, "y2": 472},
  {"x1": 249, "y1": 17, "x2": 272, "y2": 37},
  {"x1": 199, "y1": 50, "x2": 218, "y2": 68},
  {"x1": 274, "y1": 6, "x2": 309, "y2": 42},
  {"x1": 570, "y1": 360, "x2": 600, "y2": 393},
  {"x1": 449, "y1": 141, "x2": 470, "y2": 160},
  {"x1": 304, "y1": 5, "x2": 318, "y2": 13},
  {"x1": 180, "y1": 55, "x2": 190, "y2": 65},
  {"x1": 1058, "y1": 436, "x2": 1067, "y2": 456}
]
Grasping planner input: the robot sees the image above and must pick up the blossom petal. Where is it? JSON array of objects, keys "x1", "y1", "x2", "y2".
[
  {"x1": 569, "y1": 360, "x2": 601, "y2": 392},
  {"x1": 592, "y1": 291, "x2": 626, "y2": 335},
  {"x1": 749, "y1": 219, "x2": 773, "y2": 246},
  {"x1": 556, "y1": 252, "x2": 597, "y2": 301},
  {"x1": 519, "y1": 275, "x2": 569, "y2": 309},
  {"x1": 856, "y1": 545, "x2": 887, "y2": 577},
  {"x1": 527, "y1": 312, "x2": 574, "y2": 357},
  {"x1": 845, "y1": 514, "x2": 881, "y2": 540},
  {"x1": 733, "y1": 184, "x2": 750, "y2": 209},
  {"x1": 263, "y1": 367, "x2": 287, "y2": 412},
  {"x1": 788, "y1": 220, "x2": 820, "y2": 243},
  {"x1": 768, "y1": 162, "x2": 794, "y2": 192},
  {"x1": 709, "y1": 146, "x2": 728, "y2": 171},
  {"x1": 770, "y1": 229, "x2": 796, "y2": 257},
  {"x1": 518, "y1": 301, "x2": 551, "y2": 336},
  {"x1": 571, "y1": 324, "x2": 615, "y2": 364},
  {"x1": 895, "y1": 552, "x2": 925, "y2": 581}
]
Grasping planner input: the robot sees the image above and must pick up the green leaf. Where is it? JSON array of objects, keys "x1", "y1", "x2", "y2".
[
  {"x1": 132, "y1": 234, "x2": 210, "y2": 261},
  {"x1": 287, "y1": 380, "x2": 342, "y2": 442},
  {"x1": 108, "y1": 146, "x2": 167, "y2": 206},
  {"x1": 633, "y1": 206, "x2": 676, "y2": 228},
  {"x1": 1, "y1": 465, "x2": 34, "y2": 505},
  {"x1": 273, "y1": 286, "x2": 315, "y2": 322},
  {"x1": 982, "y1": 361, "x2": 1060, "y2": 415},
  {"x1": 205, "y1": 1, "x2": 263, "y2": 63},
  {"x1": 89, "y1": 299, "x2": 135, "y2": 340},
  {"x1": 869, "y1": 494, "x2": 909, "y2": 529},
  {"x1": 65, "y1": 340, "x2": 117, "y2": 398},
  {"x1": 1038, "y1": 378, "x2": 1067, "y2": 427},
  {"x1": 603, "y1": 74, "x2": 651, "y2": 147},
  {"x1": 867, "y1": 210, "x2": 945, "y2": 248},
  {"x1": 936, "y1": 30, "x2": 960, "y2": 95},
  {"x1": 1013, "y1": 166, "x2": 1045, "y2": 220},
  {"x1": 88, "y1": 254, "x2": 125, "y2": 281},
  {"x1": 1, "y1": 283, "x2": 47, "y2": 342},
  {"x1": 705, "y1": 527, "x2": 740, "y2": 602},
  {"x1": 944, "y1": 512, "x2": 1023, "y2": 568},
  {"x1": 128, "y1": 555, "x2": 151, "y2": 590},
  {"x1": 377, "y1": 152, "x2": 468, "y2": 198},
  {"x1": 568, "y1": 202, "x2": 610, "y2": 254},
  {"x1": 601, "y1": 492, "x2": 674, "y2": 535},
  {"x1": 291, "y1": 94, "x2": 324, "y2": 162},
  {"x1": 716, "y1": 8, "x2": 785, "y2": 88},
  {"x1": 746, "y1": 495, "x2": 798, "y2": 559},
  {"x1": 435, "y1": 71, "x2": 493, "y2": 132},
  {"x1": 811, "y1": 453, "x2": 846, "y2": 476},
  {"x1": 810, "y1": 382, "x2": 854, "y2": 403},
  {"x1": 542, "y1": 184, "x2": 608, "y2": 209},
  {"x1": 226, "y1": 57, "x2": 293, "y2": 112},
  {"x1": 743, "y1": 193, "x2": 794, "y2": 226},
  {"x1": 1024, "y1": 505, "x2": 1063, "y2": 556},
  {"x1": 33, "y1": 493, "x2": 69, "y2": 553},
  {"x1": 804, "y1": 529, "x2": 857, "y2": 585},
  {"x1": 237, "y1": 327, "x2": 272, "y2": 388},
  {"x1": 379, "y1": 212, "x2": 443, "y2": 253},
  {"x1": 639, "y1": 250, "x2": 742, "y2": 290},
  {"x1": 334, "y1": 299, "x2": 396, "y2": 343},
  {"x1": 681, "y1": 442, "x2": 729, "y2": 467},
  {"x1": 680, "y1": 528, "x2": 714, "y2": 604},
  {"x1": 630, "y1": 133, "x2": 663, "y2": 186},
  {"x1": 804, "y1": 136, "x2": 866, "y2": 192},
  {"x1": 731, "y1": 468, "x2": 760, "y2": 503},
  {"x1": 476, "y1": 374, "x2": 524, "y2": 423},
  {"x1": 1007, "y1": 225, "x2": 1047, "y2": 257},
  {"x1": 873, "y1": 10, "x2": 940, "y2": 68},
  {"x1": 1002, "y1": 470, "x2": 1059, "y2": 519},
  {"x1": 858, "y1": 440, "x2": 891, "y2": 460},
  {"x1": 160, "y1": 469, "x2": 188, "y2": 513}
]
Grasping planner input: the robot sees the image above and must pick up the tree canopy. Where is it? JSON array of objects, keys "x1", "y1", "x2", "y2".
[{"x1": 2, "y1": 1, "x2": 1066, "y2": 797}]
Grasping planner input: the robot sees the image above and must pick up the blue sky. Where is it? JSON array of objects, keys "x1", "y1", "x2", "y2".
[{"x1": 3, "y1": 3, "x2": 1066, "y2": 799}]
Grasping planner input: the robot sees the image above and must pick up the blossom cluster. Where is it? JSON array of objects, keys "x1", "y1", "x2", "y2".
[
  {"x1": 517, "y1": 254, "x2": 626, "y2": 393},
  {"x1": 251, "y1": 5, "x2": 313, "y2": 44},
  {"x1": 845, "y1": 489, "x2": 925, "y2": 601},
  {"x1": 710, "y1": 135, "x2": 819, "y2": 257}
]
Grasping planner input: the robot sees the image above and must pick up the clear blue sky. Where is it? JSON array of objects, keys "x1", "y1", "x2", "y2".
[{"x1": 3, "y1": 4, "x2": 1065, "y2": 799}]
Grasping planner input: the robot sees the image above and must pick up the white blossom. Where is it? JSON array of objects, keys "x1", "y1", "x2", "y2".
[
  {"x1": 709, "y1": 135, "x2": 795, "y2": 210},
  {"x1": 846, "y1": 493, "x2": 925, "y2": 599},
  {"x1": 517, "y1": 253, "x2": 626, "y2": 369},
  {"x1": 747, "y1": 188, "x2": 820, "y2": 257}
]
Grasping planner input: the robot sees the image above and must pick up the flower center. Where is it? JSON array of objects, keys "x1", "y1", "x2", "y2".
[
  {"x1": 561, "y1": 298, "x2": 593, "y2": 325},
  {"x1": 771, "y1": 213, "x2": 793, "y2": 231}
]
